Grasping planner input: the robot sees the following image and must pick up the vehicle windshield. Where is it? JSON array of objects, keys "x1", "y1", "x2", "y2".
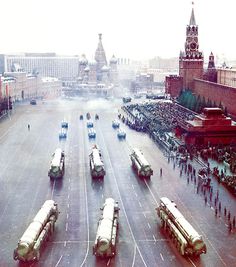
[
  {"x1": 51, "y1": 166, "x2": 59, "y2": 173},
  {"x1": 144, "y1": 165, "x2": 151, "y2": 172},
  {"x1": 95, "y1": 165, "x2": 103, "y2": 172}
]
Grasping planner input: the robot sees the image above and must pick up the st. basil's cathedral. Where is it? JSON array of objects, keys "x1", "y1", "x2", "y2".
[{"x1": 77, "y1": 34, "x2": 118, "y2": 95}]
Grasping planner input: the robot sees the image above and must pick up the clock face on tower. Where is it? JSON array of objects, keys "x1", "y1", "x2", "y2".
[{"x1": 190, "y1": 42, "x2": 197, "y2": 50}]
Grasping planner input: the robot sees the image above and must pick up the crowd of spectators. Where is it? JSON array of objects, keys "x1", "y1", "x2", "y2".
[
  {"x1": 199, "y1": 146, "x2": 236, "y2": 194},
  {"x1": 119, "y1": 100, "x2": 236, "y2": 196},
  {"x1": 200, "y1": 146, "x2": 236, "y2": 173},
  {"x1": 121, "y1": 101, "x2": 195, "y2": 135}
]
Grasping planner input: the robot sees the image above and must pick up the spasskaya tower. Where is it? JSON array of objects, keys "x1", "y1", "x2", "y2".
[{"x1": 179, "y1": 4, "x2": 204, "y2": 90}]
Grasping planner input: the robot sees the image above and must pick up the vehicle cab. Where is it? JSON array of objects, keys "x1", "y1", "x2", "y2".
[
  {"x1": 30, "y1": 99, "x2": 37, "y2": 105},
  {"x1": 59, "y1": 129, "x2": 67, "y2": 139},
  {"x1": 86, "y1": 112, "x2": 91, "y2": 120},
  {"x1": 112, "y1": 120, "x2": 120, "y2": 128},
  {"x1": 117, "y1": 128, "x2": 126, "y2": 138},
  {"x1": 122, "y1": 97, "x2": 132, "y2": 103},
  {"x1": 61, "y1": 121, "x2": 68, "y2": 128},
  {"x1": 88, "y1": 128, "x2": 96, "y2": 138},
  {"x1": 87, "y1": 120, "x2": 94, "y2": 128}
]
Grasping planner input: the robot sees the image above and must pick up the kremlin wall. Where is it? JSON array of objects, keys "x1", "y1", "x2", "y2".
[{"x1": 194, "y1": 79, "x2": 236, "y2": 118}]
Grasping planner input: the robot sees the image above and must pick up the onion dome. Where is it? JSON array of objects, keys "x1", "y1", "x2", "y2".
[
  {"x1": 84, "y1": 66, "x2": 90, "y2": 72},
  {"x1": 110, "y1": 55, "x2": 117, "y2": 64},
  {"x1": 101, "y1": 65, "x2": 110, "y2": 72},
  {"x1": 89, "y1": 59, "x2": 97, "y2": 66},
  {"x1": 79, "y1": 54, "x2": 88, "y2": 65}
]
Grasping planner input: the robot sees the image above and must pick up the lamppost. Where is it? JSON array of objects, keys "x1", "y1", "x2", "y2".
[
  {"x1": 6, "y1": 84, "x2": 10, "y2": 114},
  {"x1": 5, "y1": 83, "x2": 13, "y2": 114}
]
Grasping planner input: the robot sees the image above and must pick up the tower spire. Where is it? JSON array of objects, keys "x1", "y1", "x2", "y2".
[
  {"x1": 95, "y1": 33, "x2": 107, "y2": 81},
  {"x1": 179, "y1": 1, "x2": 204, "y2": 90},
  {"x1": 189, "y1": 2, "x2": 196, "y2": 25}
]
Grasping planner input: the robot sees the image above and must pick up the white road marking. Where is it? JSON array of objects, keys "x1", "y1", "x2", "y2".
[
  {"x1": 50, "y1": 180, "x2": 56, "y2": 199},
  {"x1": 188, "y1": 257, "x2": 197, "y2": 267},
  {"x1": 67, "y1": 194, "x2": 70, "y2": 199},
  {"x1": 55, "y1": 255, "x2": 63, "y2": 267},
  {"x1": 66, "y1": 222, "x2": 68, "y2": 231},
  {"x1": 131, "y1": 245, "x2": 137, "y2": 267},
  {"x1": 132, "y1": 184, "x2": 135, "y2": 189},
  {"x1": 153, "y1": 235, "x2": 156, "y2": 242},
  {"x1": 134, "y1": 192, "x2": 138, "y2": 197},
  {"x1": 0, "y1": 125, "x2": 14, "y2": 141},
  {"x1": 106, "y1": 258, "x2": 111, "y2": 266},
  {"x1": 64, "y1": 241, "x2": 67, "y2": 247},
  {"x1": 102, "y1": 193, "x2": 104, "y2": 199},
  {"x1": 160, "y1": 253, "x2": 164, "y2": 261},
  {"x1": 79, "y1": 130, "x2": 90, "y2": 267},
  {"x1": 136, "y1": 239, "x2": 168, "y2": 242},
  {"x1": 67, "y1": 213, "x2": 69, "y2": 219},
  {"x1": 138, "y1": 201, "x2": 142, "y2": 208},
  {"x1": 67, "y1": 203, "x2": 70, "y2": 208},
  {"x1": 144, "y1": 180, "x2": 159, "y2": 206},
  {"x1": 147, "y1": 223, "x2": 151, "y2": 229},
  {"x1": 143, "y1": 212, "x2": 147, "y2": 218}
]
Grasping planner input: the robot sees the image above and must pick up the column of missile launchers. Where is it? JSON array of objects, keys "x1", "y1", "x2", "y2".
[{"x1": 13, "y1": 117, "x2": 207, "y2": 263}]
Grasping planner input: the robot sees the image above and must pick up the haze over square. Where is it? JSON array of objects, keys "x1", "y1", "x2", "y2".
[{"x1": 0, "y1": 0, "x2": 235, "y2": 60}]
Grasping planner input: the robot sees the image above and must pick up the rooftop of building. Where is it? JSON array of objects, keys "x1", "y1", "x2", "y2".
[{"x1": 184, "y1": 108, "x2": 236, "y2": 131}]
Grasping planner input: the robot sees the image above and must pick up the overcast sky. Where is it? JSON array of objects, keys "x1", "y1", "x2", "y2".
[{"x1": 0, "y1": 0, "x2": 235, "y2": 61}]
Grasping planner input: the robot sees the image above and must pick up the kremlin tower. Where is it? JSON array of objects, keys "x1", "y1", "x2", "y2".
[
  {"x1": 179, "y1": 6, "x2": 204, "y2": 90},
  {"x1": 165, "y1": 3, "x2": 236, "y2": 119}
]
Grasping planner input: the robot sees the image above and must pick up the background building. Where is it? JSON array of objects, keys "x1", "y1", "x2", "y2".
[
  {"x1": 1, "y1": 72, "x2": 61, "y2": 102},
  {"x1": 0, "y1": 53, "x2": 80, "y2": 80},
  {"x1": 0, "y1": 70, "x2": 61, "y2": 117},
  {"x1": 217, "y1": 67, "x2": 236, "y2": 88}
]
